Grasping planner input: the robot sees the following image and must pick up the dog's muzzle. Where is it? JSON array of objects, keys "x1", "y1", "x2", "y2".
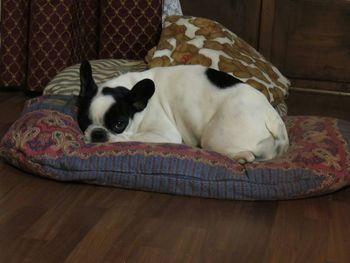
[
  {"x1": 91, "y1": 128, "x2": 108, "y2": 142},
  {"x1": 85, "y1": 126, "x2": 109, "y2": 143}
]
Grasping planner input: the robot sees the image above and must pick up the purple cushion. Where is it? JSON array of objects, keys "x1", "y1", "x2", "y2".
[{"x1": 0, "y1": 95, "x2": 349, "y2": 200}]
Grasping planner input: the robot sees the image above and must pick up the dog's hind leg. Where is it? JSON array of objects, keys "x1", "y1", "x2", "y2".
[{"x1": 200, "y1": 111, "x2": 257, "y2": 163}]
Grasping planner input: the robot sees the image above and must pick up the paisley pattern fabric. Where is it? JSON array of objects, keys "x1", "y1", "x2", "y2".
[{"x1": 0, "y1": 95, "x2": 349, "y2": 200}]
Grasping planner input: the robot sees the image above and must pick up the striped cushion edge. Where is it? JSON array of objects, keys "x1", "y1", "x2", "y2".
[{"x1": 43, "y1": 59, "x2": 147, "y2": 96}]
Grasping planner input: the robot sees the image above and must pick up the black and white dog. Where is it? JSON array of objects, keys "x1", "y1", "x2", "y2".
[{"x1": 78, "y1": 61, "x2": 289, "y2": 163}]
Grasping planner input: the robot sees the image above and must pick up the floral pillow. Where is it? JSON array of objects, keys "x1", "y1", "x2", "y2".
[{"x1": 146, "y1": 16, "x2": 290, "y2": 115}]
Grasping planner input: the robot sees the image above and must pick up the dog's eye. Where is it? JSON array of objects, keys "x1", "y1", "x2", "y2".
[
  {"x1": 111, "y1": 120, "x2": 127, "y2": 134},
  {"x1": 115, "y1": 121, "x2": 124, "y2": 128}
]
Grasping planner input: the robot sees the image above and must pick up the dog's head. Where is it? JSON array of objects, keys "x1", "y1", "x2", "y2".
[{"x1": 77, "y1": 61, "x2": 155, "y2": 143}]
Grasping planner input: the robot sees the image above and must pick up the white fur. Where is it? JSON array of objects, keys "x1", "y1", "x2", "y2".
[
  {"x1": 86, "y1": 65, "x2": 289, "y2": 163},
  {"x1": 89, "y1": 95, "x2": 114, "y2": 125}
]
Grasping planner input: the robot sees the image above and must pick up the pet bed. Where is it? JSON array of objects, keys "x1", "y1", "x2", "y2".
[{"x1": 0, "y1": 94, "x2": 349, "y2": 200}]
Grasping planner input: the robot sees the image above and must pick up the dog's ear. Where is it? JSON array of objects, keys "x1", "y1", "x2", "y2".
[
  {"x1": 128, "y1": 79, "x2": 155, "y2": 111},
  {"x1": 79, "y1": 60, "x2": 98, "y2": 98}
]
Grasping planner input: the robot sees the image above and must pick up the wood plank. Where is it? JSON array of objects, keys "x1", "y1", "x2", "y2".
[
  {"x1": 258, "y1": 0, "x2": 275, "y2": 59},
  {"x1": 327, "y1": 200, "x2": 350, "y2": 262},
  {"x1": 291, "y1": 78, "x2": 350, "y2": 94},
  {"x1": 287, "y1": 89, "x2": 350, "y2": 121},
  {"x1": 0, "y1": 91, "x2": 350, "y2": 262},
  {"x1": 0, "y1": 164, "x2": 33, "y2": 202},
  {"x1": 24, "y1": 207, "x2": 105, "y2": 263},
  {"x1": 266, "y1": 200, "x2": 330, "y2": 263},
  {"x1": 0, "y1": 206, "x2": 47, "y2": 263},
  {"x1": 269, "y1": 0, "x2": 350, "y2": 86}
]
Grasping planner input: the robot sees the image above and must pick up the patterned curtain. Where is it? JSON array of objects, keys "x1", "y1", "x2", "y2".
[{"x1": 0, "y1": 0, "x2": 162, "y2": 92}]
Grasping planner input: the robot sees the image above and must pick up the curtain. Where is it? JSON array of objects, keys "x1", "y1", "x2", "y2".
[{"x1": 0, "y1": 0, "x2": 162, "y2": 92}]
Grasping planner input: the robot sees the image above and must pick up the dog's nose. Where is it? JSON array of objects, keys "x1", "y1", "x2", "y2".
[{"x1": 90, "y1": 128, "x2": 108, "y2": 143}]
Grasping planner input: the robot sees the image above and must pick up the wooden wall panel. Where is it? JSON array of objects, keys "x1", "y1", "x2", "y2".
[
  {"x1": 180, "y1": 0, "x2": 262, "y2": 48},
  {"x1": 265, "y1": 0, "x2": 350, "y2": 92}
]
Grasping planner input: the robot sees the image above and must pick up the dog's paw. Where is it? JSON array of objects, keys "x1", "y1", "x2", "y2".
[
  {"x1": 232, "y1": 151, "x2": 255, "y2": 164},
  {"x1": 109, "y1": 134, "x2": 130, "y2": 143}
]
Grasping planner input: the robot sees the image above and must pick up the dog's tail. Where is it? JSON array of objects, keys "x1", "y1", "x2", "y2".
[
  {"x1": 254, "y1": 113, "x2": 289, "y2": 161},
  {"x1": 265, "y1": 114, "x2": 289, "y2": 158}
]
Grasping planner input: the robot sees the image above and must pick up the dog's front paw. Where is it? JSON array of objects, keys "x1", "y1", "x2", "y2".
[{"x1": 109, "y1": 134, "x2": 130, "y2": 142}]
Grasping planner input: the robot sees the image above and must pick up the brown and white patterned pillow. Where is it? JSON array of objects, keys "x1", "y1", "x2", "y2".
[{"x1": 146, "y1": 16, "x2": 290, "y2": 115}]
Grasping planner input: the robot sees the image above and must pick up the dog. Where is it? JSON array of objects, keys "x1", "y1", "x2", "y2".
[{"x1": 77, "y1": 61, "x2": 289, "y2": 163}]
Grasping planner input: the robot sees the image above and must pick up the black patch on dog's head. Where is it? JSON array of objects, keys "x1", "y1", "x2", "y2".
[
  {"x1": 206, "y1": 68, "x2": 242, "y2": 88},
  {"x1": 78, "y1": 61, "x2": 98, "y2": 132},
  {"x1": 100, "y1": 87, "x2": 135, "y2": 134},
  {"x1": 103, "y1": 79, "x2": 155, "y2": 134},
  {"x1": 78, "y1": 59, "x2": 155, "y2": 136},
  {"x1": 102, "y1": 86, "x2": 129, "y2": 98}
]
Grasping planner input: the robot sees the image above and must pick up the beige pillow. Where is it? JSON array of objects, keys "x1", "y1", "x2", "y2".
[
  {"x1": 44, "y1": 59, "x2": 147, "y2": 95},
  {"x1": 146, "y1": 16, "x2": 290, "y2": 112}
]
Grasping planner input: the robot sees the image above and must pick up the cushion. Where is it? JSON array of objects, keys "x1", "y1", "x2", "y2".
[
  {"x1": 146, "y1": 15, "x2": 290, "y2": 115},
  {"x1": 43, "y1": 59, "x2": 147, "y2": 96},
  {"x1": 1, "y1": 95, "x2": 349, "y2": 200}
]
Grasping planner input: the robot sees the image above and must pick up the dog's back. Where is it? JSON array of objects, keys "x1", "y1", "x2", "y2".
[
  {"x1": 147, "y1": 65, "x2": 290, "y2": 162},
  {"x1": 196, "y1": 82, "x2": 289, "y2": 162}
]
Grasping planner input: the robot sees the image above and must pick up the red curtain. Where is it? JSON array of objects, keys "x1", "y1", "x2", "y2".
[{"x1": 0, "y1": 0, "x2": 162, "y2": 92}]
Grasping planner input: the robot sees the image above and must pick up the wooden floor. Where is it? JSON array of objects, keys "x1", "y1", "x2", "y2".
[{"x1": 0, "y1": 91, "x2": 350, "y2": 263}]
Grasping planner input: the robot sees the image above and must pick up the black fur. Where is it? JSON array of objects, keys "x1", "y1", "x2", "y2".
[
  {"x1": 127, "y1": 79, "x2": 155, "y2": 111},
  {"x1": 78, "y1": 61, "x2": 98, "y2": 132},
  {"x1": 103, "y1": 79, "x2": 155, "y2": 134},
  {"x1": 90, "y1": 128, "x2": 109, "y2": 143},
  {"x1": 78, "y1": 60, "x2": 156, "y2": 136},
  {"x1": 79, "y1": 60, "x2": 98, "y2": 98},
  {"x1": 103, "y1": 87, "x2": 137, "y2": 134},
  {"x1": 102, "y1": 86, "x2": 129, "y2": 98},
  {"x1": 104, "y1": 100, "x2": 134, "y2": 134},
  {"x1": 206, "y1": 68, "x2": 242, "y2": 88}
]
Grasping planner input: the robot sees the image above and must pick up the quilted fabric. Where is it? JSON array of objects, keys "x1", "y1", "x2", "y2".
[
  {"x1": 146, "y1": 16, "x2": 290, "y2": 112},
  {"x1": 1, "y1": 95, "x2": 349, "y2": 200}
]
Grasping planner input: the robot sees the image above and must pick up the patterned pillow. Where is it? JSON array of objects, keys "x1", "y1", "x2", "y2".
[
  {"x1": 146, "y1": 16, "x2": 290, "y2": 114},
  {"x1": 1, "y1": 95, "x2": 349, "y2": 200},
  {"x1": 43, "y1": 59, "x2": 147, "y2": 96}
]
